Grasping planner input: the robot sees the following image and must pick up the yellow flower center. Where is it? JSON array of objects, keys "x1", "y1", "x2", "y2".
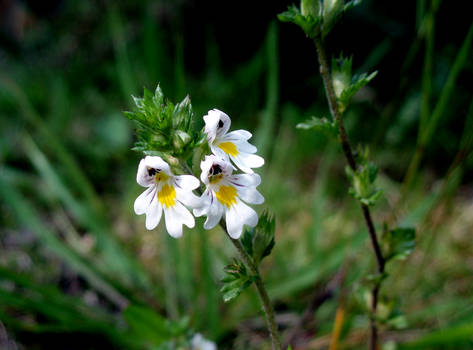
[
  {"x1": 218, "y1": 141, "x2": 238, "y2": 157},
  {"x1": 216, "y1": 185, "x2": 237, "y2": 208},
  {"x1": 158, "y1": 184, "x2": 176, "y2": 208}
]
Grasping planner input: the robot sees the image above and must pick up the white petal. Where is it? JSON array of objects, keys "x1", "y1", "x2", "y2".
[
  {"x1": 235, "y1": 139, "x2": 257, "y2": 154},
  {"x1": 225, "y1": 129, "x2": 252, "y2": 141},
  {"x1": 175, "y1": 175, "x2": 200, "y2": 190},
  {"x1": 134, "y1": 187, "x2": 156, "y2": 215},
  {"x1": 237, "y1": 186, "x2": 264, "y2": 205},
  {"x1": 210, "y1": 143, "x2": 230, "y2": 162},
  {"x1": 145, "y1": 200, "x2": 162, "y2": 230},
  {"x1": 143, "y1": 156, "x2": 171, "y2": 173},
  {"x1": 203, "y1": 194, "x2": 223, "y2": 230},
  {"x1": 225, "y1": 200, "x2": 258, "y2": 239},
  {"x1": 176, "y1": 187, "x2": 202, "y2": 208},
  {"x1": 231, "y1": 152, "x2": 264, "y2": 173},
  {"x1": 164, "y1": 202, "x2": 194, "y2": 238},
  {"x1": 230, "y1": 173, "x2": 261, "y2": 187},
  {"x1": 193, "y1": 190, "x2": 212, "y2": 217},
  {"x1": 204, "y1": 109, "x2": 231, "y2": 142}
]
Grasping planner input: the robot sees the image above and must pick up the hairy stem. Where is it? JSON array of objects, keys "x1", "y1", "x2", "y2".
[
  {"x1": 221, "y1": 222, "x2": 282, "y2": 350},
  {"x1": 313, "y1": 36, "x2": 385, "y2": 350},
  {"x1": 180, "y1": 161, "x2": 281, "y2": 349}
]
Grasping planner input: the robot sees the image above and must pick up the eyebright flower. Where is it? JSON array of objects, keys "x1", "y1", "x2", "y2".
[
  {"x1": 203, "y1": 109, "x2": 264, "y2": 174},
  {"x1": 193, "y1": 155, "x2": 264, "y2": 239},
  {"x1": 134, "y1": 156, "x2": 200, "y2": 238},
  {"x1": 191, "y1": 333, "x2": 217, "y2": 350}
]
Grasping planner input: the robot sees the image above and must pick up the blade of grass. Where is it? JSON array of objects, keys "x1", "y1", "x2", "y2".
[
  {"x1": 0, "y1": 175, "x2": 129, "y2": 309},
  {"x1": 108, "y1": 5, "x2": 137, "y2": 103},
  {"x1": 0, "y1": 77, "x2": 103, "y2": 215},
  {"x1": 418, "y1": 0, "x2": 441, "y2": 137},
  {"x1": 197, "y1": 225, "x2": 220, "y2": 338},
  {"x1": 306, "y1": 141, "x2": 337, "y2": 255},
  {"x1": 163, "y1": 234, "x2": 179, "y2": 320},
  {"x1": 255, "y1": 21, "x2": 280, "y2": 160},
  {"x1": 22, "y1": 134, "x2": 152, "y2": 292},
  {"x1": 402, "y1": 21, "x2": 473, "y2": 193}
]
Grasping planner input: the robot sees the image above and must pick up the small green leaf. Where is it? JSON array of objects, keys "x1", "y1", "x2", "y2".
[
  {"x1": 278, "y1": 5, "x2": 321, "y2": 38},
  {"x1": 331, "y1": 55, "x2": 377, "y2": 112},
  {"x1": 346, "y1": 152, "x2": 383, "y2": 207},
  {"x1": 383, "y1": 228, "x2": 416, "y2": 262},
  {"x1": 297, "y1": 116, "x2": 338, "y2": 138},
  {"x1": 220, "y1": 260, "x2": 255, "y2": 302},
  {"x1": 339, "y1": 71, "x2": 378, "y2": 111}
]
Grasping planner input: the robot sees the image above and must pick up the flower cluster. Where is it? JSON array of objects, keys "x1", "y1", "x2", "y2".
[{"x1": 134, "y1": 109, "x2": 264, "y2": 239}]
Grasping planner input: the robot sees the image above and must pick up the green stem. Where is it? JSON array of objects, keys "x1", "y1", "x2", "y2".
[
  {"x1": 313, "y1": 36, "x2": 385, "y2": 350},
  {"x1": 221, "y1": 223, "x2": 282, "y2": 350},
  {"x1": 181, "y1": 161, "x2": 282, "y2": 349}
]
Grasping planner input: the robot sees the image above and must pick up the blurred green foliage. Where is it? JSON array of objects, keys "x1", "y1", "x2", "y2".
[{"x1": 1, "y1": 0, "x2": 473, "y2": 349}]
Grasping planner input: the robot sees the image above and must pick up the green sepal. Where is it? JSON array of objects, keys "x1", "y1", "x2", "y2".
[
  {"x1": 322, "y1": 0, "x2": 343, "y2": 36},
  {"x1": 301, "y1": 0, "x2": 321, "y2": 18},
  {"x1": 220, "y1": 260, "x2": 256, "y2": 302},
  {"x1": 278, "y1": 5, "x2": 321, "y2": 38},
  {"x1": 241, "y1": 211, "x2": 276, "y2": 267},
  {"x1": 296, "y1": 116, "x2": 339, "y2": 139},
  {"x1": 382, "y1": 227, "x2": 416, "y2": 263}
]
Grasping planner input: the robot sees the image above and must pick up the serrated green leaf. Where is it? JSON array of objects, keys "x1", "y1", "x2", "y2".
[
  {"x1": 383, "y1": 228, "x2": 416, "y2": 262},
  {"x1": 220, "y1": 260, "x2": 254, "y2": 302},
  {"x1": 339, "y1": 71, "x2": 378, "y2": 109},
  {"x1": 278, "y1": 5, "x2": 321, "y2": 38},
  {"x1": 331, "y1": 55, "x2": 377, "y2": 112}
]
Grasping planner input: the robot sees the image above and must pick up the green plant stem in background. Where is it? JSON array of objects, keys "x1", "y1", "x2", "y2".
[
  {"x1": 221, "y1": 222, "x2": 282, "y2": 350},
  {"x1": 401, "y1": 21, "x2": 473, "y2": 198},
  {"x1": 313, "y1": 36, "x2": 385, "y2": 350}
]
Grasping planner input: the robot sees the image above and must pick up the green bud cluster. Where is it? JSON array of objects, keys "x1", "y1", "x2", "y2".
[
  {"x1": 124, "y1": 85, "x2": 204, "y2": 163},
  {"x1": 278, "y1": 0, "x2": 361, "y2": 39}
]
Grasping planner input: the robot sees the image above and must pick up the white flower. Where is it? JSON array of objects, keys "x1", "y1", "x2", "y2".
[
  {"x1": 134, "y1": 156, "x2": 201, "y2": 238},
  {"x1": 203, "y1": 109, "x2": 264, "y2": 174},
  {"x1": 191, "y1": 333, "x2": 217, "y2": 350},
  {"x1": 193, "y1": 155, "x2": 264, "y2": 239}
]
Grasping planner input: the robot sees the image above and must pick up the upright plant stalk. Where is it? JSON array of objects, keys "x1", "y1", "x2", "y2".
[
  {"x1": 182, "y1": 162, "x2": 282, "y2": 350},
  {"x1": 223, "y1": 225, "x2": 282, "y2": 350},
  {"x1": 313, "y1": 36, "x2": 386, "y2": 350}
]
